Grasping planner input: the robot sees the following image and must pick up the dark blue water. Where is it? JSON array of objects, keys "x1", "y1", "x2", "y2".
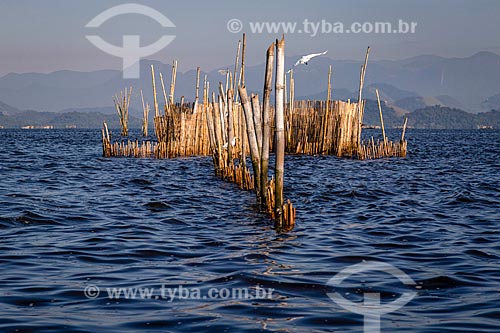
[{"x1": 0, "y1": 129, "x2": 499, "y2": 333}]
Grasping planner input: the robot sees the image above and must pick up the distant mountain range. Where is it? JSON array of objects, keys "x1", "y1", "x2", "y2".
[
  {"x1": 1, "y1": 98, "x2": 499, "y2": 130},
  {"x1": 1, "y1": 52, "x2": 500, "y2": 114},
  {"x1": 0, "y1": 101, "x2": 142, "y2": 129},
  {"x1": 1, "y1": 51, "x2": 500, "y2": 130}
]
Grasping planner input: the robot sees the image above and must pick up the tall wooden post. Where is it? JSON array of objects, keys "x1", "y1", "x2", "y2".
[
  {"x1": 241, "y1": 33, "x2": 246, "y2": 86},
  {"x1": 239, "y1": 86, "x2": 261, "y2": 197},
  {"x1": 140, "y1": 89, "x2": 149, "y2": 137},
  {"x1": 151, "y1": 65, "x2": 159, "y2": 117},
  {"x1": 194, "y1": 66, "x2": 200, "y2": 112},
  {"x1": 203, "y1": 75, "x2": 208, "y2": 106},
  {"x1": 289, "y1": 69, "x2": 295, "y2": 113},
  {"x1": 232, "y1": 40, "x2": 241, "y2": 102},
  {"x1": 261, "y1": 42, "x2": 274, "y2": 204},
  {"x1": 251, "y1": 94, "x2": 263, "y2": 156},
  {"x1": 356, "y1": 47, "x2": 370, "y2": 150},
  {"x1": 322, "y1": 64, "x2": 332, "y2": 152},
  {"x1": 401, "y1": 117, "x2": 408, "y2": 142},
  {"x1": 274, "y1": 36, "x2": 285, "y2": 226},
  {"x1": 159, "y1": 72, "x2": 168, "y2": 114},
  {"x1": 169, "y1": 60, "x2": 178, "y2": 106},
  {"x1": 227, "y1": 89, "x2": 234, "y2": 164},
  {"x1": 375, "y1": 88, "x2": 387, "y2": 148}
]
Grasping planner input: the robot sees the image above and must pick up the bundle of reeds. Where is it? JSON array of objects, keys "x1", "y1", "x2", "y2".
[{"x1": 113, "y1": 87, "x2": 132, "y2": 136}]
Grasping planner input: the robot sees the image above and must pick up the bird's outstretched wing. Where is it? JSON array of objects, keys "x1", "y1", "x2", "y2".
[
  {"x1": 293, "y1": 50, "x2": 328, "y2": 67},
  {"x1": 304, "y1": 50, "x2": 328, "y2": 61}
]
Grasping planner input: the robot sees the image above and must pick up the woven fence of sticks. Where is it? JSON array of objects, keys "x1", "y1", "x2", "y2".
[
  {"x1": 153, "y1": 104, "x2": 211, "y2": 158},
  {"x1": 281, "y1": 99, "x2": 407, "y2": 159},
  {"x1": 102, "y1": 99, "x2": 407, "y2": 160},
  {"x1": 283, "y1": 99, "x2": 364, "y2": 157}
]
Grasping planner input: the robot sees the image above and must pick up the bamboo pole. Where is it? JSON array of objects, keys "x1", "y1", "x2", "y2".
[
  {"x1": 401, "y1": 116, "x2": 408, "y2": 142},
  {"x1": 140, "y1": 89, "x2": 149, "y2": 137},
  {"x1": 327, "y1": 65, "x2": 332, "y2": 108},
  {"x1": 251, "y1": 93, "x2": 263, "y2": 156},
  {"x1": 240, "y1": 96, "x2": 246, "y2": 168},
  {"x1": 194, "y1": 66, "x2": 200, "y2": 112},
  {"x1": 239, "y1": 85, "x2": 261, "y2": 197},
  {"x1": 290, "y1": 69, "x2": 295, "y2": 113},
  {"x1": 356, "y1": 47, "x2": 370, "y2": 149},
  {"x1": 232, "y1": 40, "x2": 241, "y2": 102},
  {"x1": 275, "y1": 36, "x2": 285, "y2": 226},
  {"x1": 217, "y1": 89, "x2": 226, "y2": 147},
  {"x1": 284, "y1": 71, "x2": 288, "y2": 106},
  {"x1": 321, "y1": 65, "x2": 332, "y2": 152},
  {"x1": 169, "y1": 60, "x2": 177, "y2": 106},
  {"x1": 212, "y1": 92, "x2": 223, "y2": 169},
  {"x1": 241, "y1": 33, "x2": 246, "y2": 86},
  {"x1": 151, "y1": 65, "x2": 159, "y2": 118},
  {"x1": 203, "y1": 75, "x2": 208, "y2": 106},
  {"x1": 261, "y1": 42, "x2": 274, "y2": 204},
  {"x1": 375, "y1": 88, "x2": 386, "y2": 147},
  {"x1": 227, "y1": 89, "x2": 234, "y2": 164},
  {"x1": 159, "y1": 72, "x2": 168, "y2": 114}
]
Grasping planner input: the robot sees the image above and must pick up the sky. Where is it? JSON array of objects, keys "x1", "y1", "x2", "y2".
[{"x1": 1, "y1": 0, "x2": 500, "y2": 76}]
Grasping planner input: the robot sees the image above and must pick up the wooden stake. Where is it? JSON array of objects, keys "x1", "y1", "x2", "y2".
[
  {"x1": 401, "y1": 116, "x2": 408, "y2": 142},
  {"x1": 151, "y1": 65, "x2": 159, "y2": 117},
  {"x1": 241, "y1": 33, "x2": 246, "y2": 86},
  {"x1": 239, "y1": 85, "x2": 261, "y2": 197},
  {"x1": 140, "y1": 89, "x2": 149, "y2": 137},
  {"x1": 169, "y1": 60, "x2": 177, "y2": 106},
  {"x1": 203, "y1": 75, "x2": 208, "y2": 106},
  {"x1": 227, "y1": 89, "x2": 235, "y2": 164},
  {"x1": 275, "y1": 36, "x2": 285, "y2": 226},
  {"x1": 375, "y1": 88, "x2": 386, "y2": 147},
  {"x1": 261, "y1": 42, "x2": 274, "y2": 204},
  {"x1": 321, "y1": 65, "x2": 332, "y2": 152},
  {"x1": 290, "y1": 69, "x2": 295, "y2": 113},
  {"x1": 356, "y1": 47, "x2": 370, "y2": 149},
  {"x1": 251, "y1": 93, "x2": 263, "y2": 156},
  {"x1": 232, "y1": 40, "x2": 241, "y2": 102},
  {"x1": 194, "y1": 66, "x2": 200, "y2": 112},
  {"x1": 159, "y1": 72, "x2": 168, "y2": 114}
]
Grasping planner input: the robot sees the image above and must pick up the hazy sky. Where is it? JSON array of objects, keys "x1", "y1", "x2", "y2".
[{"x1": 1, "y1": 0, "x2": 499, "y2": 76}]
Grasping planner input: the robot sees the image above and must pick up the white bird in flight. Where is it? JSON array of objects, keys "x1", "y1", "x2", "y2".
[
  {"x1": 294, "y1": 50, "x2": 328, "y2": 67},
  {"x1": 218, "y1": 69, "x2": 230, "y2": 75}
]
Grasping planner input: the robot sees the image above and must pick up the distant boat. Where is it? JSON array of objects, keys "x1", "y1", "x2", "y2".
[
  {"x1": 362, "y1": 124, "x2": 381, "y2": 129},
  {"x1": 477, "y1": 125, "x2": 493, "y2": 129},
  {"x1": 21, "y1": 125, "x2": 54, "y2": 129}
]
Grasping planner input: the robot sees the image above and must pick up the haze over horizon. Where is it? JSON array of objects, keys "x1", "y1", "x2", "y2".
[{"x1": 1, "y1": 0, "x2": 500, "y2": 76}]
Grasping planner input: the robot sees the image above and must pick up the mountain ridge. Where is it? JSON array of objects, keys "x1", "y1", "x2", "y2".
[{"x1": 1, "y1": 51, "x2": 499, "y2": 113}]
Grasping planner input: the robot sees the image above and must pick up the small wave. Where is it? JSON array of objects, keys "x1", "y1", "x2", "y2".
[
  {"x1": 129, "y1": 178, "x2": 153, "y2": 186},
  {"x1": 144, "y1": 201, "x2": 173, "y2": 211},
  {"x1": 464, "y1": 249, "x2": 499, "y2": 260},
  {"x1": 417, "y1": 275, "x2": 476, "y2": 290},
  {"x1": 11, "y1": 211, "x2": 61, "y2": 226}
]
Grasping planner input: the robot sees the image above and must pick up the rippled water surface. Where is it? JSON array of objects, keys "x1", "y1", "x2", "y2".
[{"x1": 0, "y1": 129, "x2": 499, "y2": 332}]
